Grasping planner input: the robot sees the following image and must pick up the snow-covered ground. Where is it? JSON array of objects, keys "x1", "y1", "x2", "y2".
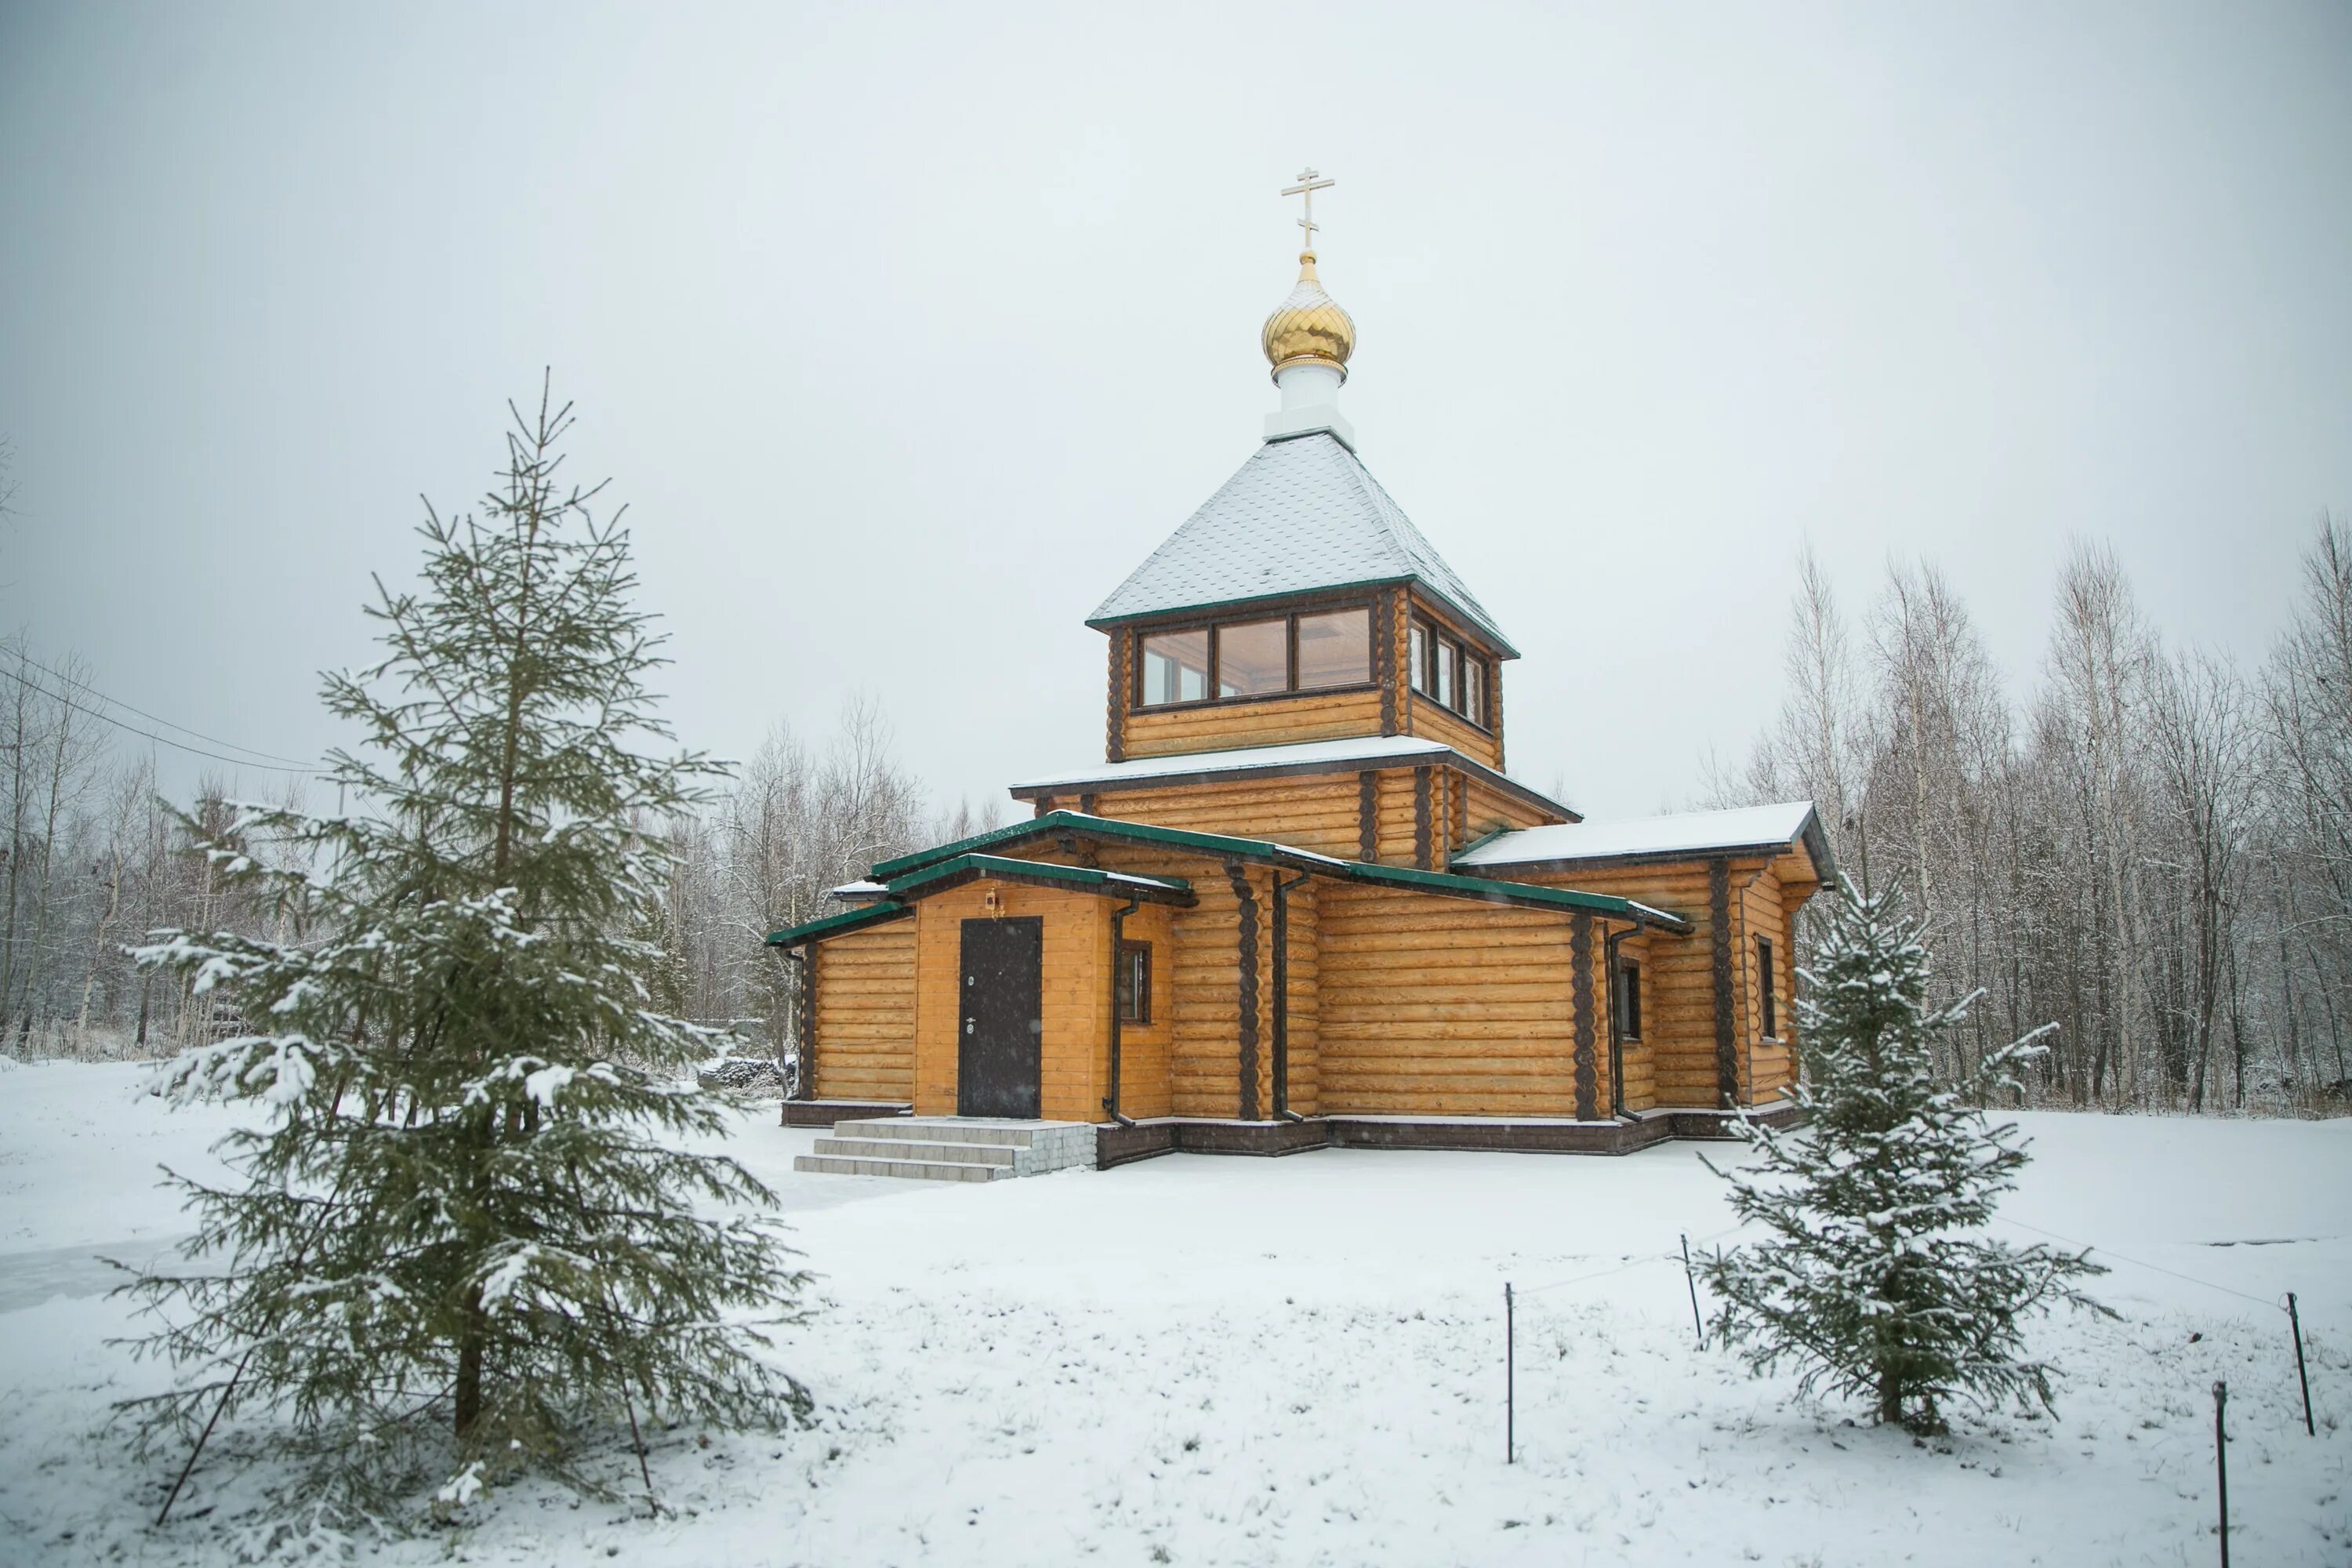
[{"x1": 0, "y1": 1057, "x2": 2345, "y2": 1566}]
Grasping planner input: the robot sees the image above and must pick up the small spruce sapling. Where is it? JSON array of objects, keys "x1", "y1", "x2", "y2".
[
  {"x1": 1698, "y1": 885, "x2": 2107, "y2": 1434},
  {"x1": 118, "y1": 381, "x2": 809, "y2": 1528}
]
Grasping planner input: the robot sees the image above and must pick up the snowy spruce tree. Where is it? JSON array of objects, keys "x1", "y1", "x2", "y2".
[
  {"x1": 1699, "y1": 886, "x2": 2107, "y2": 1434},
  {"x1": 119, "y1": 383, "x2": 808, "y2": 1528}
]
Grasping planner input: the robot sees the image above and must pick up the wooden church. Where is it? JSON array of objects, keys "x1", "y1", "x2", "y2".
[{"x1": 771, "y1": 174, "x2": 1834, "y2": 1171}]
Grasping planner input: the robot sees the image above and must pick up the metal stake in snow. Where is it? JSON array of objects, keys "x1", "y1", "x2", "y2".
[
  {"x1": 1680, "y1": 1232, "x2": 1704, "y2": 1347},
  {"x1": 2212, "y1": 1381, "x2": 2230, "y2": 1568},
  {"x1": 2288, "y1": 1292, "x2": 2315, "y2": 1437},
  {"x1": 1504, "y1": 1281, "x2": 1515, "y2": 1465}
]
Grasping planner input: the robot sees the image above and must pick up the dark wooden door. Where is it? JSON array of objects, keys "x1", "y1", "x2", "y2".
[{"x1": 958, "y1": 917, "x2": 1043, "y2": 1118}]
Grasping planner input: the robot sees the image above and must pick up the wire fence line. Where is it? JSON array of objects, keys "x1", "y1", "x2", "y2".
[
  {"x1": 1497, "y1": 1216, "x2": 2329, "y2": 1489},
  {"x1": 1512, "y1": 1214, "x2": 2302, "y2": 1316},
  {"x1": 1992, "y1": 1215, "x2": 2291, "y2": 1312},
  {"x1": 1514, "y1": 1220, "x2": 1747, "y2": 1298}
]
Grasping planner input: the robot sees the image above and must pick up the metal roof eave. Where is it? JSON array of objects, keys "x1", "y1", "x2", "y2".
[
  {"x1": 884, "y1": 853, "x2": 1196, "y2": 906},
  {"x1": 862, "y1": 811, "x2": 1688, "y2": 931},
  {"x1": 1343, "y1": 858, "x2": 1695, "y2": 932},
  {"x1": 869, "y1": 811, "x2": 1345, "y2": 884},
  {"x1": 765, "y1": 901, "x2": 916, "y2": 948},
  {"x1": 1461, "y1": 806, "x2": 1835, "y2": 892}
]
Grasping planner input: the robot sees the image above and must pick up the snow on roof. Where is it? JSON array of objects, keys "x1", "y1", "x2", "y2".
[
  {"x1": 1103, "y1": 869, "x2": 1190, "y2": 889},
  {"x1": 1013, "y1": 734, "x2": 1454, "y2": 793},
  {"x1": 1454, "y1": 803, "x2": 1823, "y2": 870},
  {"x1": 1087, "y1": 432, "x2": 1517, "y2": 656},
  {"x1": 826, "y1": 880, "x2": 890, "y2": 899}
]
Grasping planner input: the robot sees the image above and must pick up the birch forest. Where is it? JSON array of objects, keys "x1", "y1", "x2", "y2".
[
  {"x1": 5, "y1": 519, "x2": 2346, "y2": 1116},
  {"x1": 0, "y1": 657, "x2": 989, "y2": 1065},
  {"x1": 1716, "y1": 517, "x2": 2352, "y2": 1113}
]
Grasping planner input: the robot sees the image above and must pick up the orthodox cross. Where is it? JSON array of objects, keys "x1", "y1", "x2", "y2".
[{"x1": 1282, "y1": 167, "x2": 1334, "y2": 250}]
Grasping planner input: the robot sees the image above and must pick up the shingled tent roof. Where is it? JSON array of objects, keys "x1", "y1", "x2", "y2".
[{"x1": 1087, "y1": 431, "x2": 1517, "y2": 657}]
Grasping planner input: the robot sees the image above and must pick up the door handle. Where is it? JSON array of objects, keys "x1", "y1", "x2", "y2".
[{"x1": 965, "y1": 1019, "x2": 975, "y2": 1035}]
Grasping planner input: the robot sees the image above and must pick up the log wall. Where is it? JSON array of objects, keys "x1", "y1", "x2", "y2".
[
  {"x1": 1086, "y1": 775, "x2": 1366, "y2": 860},
  {"x1": 1461, "y1": 772, "x2": 1555, "y2": 843},
  {"x1": 909, "y1": 884, "x2": 1109, "y2": 1123},
  {"x1": 1110, "y1": 899, "x2": 1176, "y2": 1120},
  {"x1": 1122, "y1": 688, "x2": 1383, "y2": 760},
  {"x1": 1281, "y1": 877, "x2": 1320, "y2": 1116},
  {"x1": 1503, "y1": 860, "x2": 1736, "y2": 1108},
  {"x1": 1410, "y1": 702, "x2": 1501, "y2": 774},
  {"x1": 1316, "y1": 883, "x2": 1608, "y2": 1116},
  {"x1": 1504, "y1": 850, "x2": 1817, "y2": 1109},
  {"x1": 1613, "y1": 930, "x2": 1657, "y2": 1112},
  {"x1": 810, "y1": 922, "x2": 916, "y2": 1103},
  {"x1": 1399, "y1": 589, "x2": 1506, "y2": 770},
  {"x1": 1738, "y1": 864, "x2": 1797, "y2": 1101}
]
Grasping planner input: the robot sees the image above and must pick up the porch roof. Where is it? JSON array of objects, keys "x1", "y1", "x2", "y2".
[
  {"x1": 882, "y1": 854, "x2": 1196, "y2": 906},
  {"x1": 766, "y1": 851, "x2": 1196, "y2": 947},
  {"x1": 764, "y1": 901, "x2": 916, "y2": 948},
  {"x1": 860, "y1": 810, "x2": 1693, "y2": 933}
]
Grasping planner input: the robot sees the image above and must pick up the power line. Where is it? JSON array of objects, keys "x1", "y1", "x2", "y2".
[
  {"x1": 1, "y1": 662, "x2": 328, "y2": 775},
  {"x1": 5, "y1": 646, "x2": 318, "y2": 768}
]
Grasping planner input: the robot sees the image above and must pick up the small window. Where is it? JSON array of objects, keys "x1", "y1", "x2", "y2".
[
  {"x1": 1756, "y1": 936, "x2": 1777, "y2": 1040},
  {"x1": 1617, "y1": 959, "x2": 1642, "y2": 1041},
  {"x1": 1140, "y1": 629, "x2": 1209, "y2": 706},
  {"x1": 1295, "y1": 607, "x2": 1371, "y2": 689},
  {"x1": 1435, "y1": 635, "x2": 1457, "y2": 710},
  {"x1": 1462, "y1": 653, "x2": 1486, "y2": 727},
  {"x1": 1116, "y1": 941, "x2": 1152, "y2": 1025},
  {"x1": 1407, "y1": 622, "x2": 1429, "y2": 694},
  {"x1": 1217, "y1": 619, "x2": 1289, "y2": 698}
]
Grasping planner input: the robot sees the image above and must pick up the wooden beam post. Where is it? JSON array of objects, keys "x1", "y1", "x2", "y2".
[
  {"x1": 1571, "y1": 912, "x2": 1597, "y2": 1120},
  {"x1": 1413, "y1": 766, "x2": 1433, "y2": 870},
  {"x1": 1710, "y1": 857, "x2": 1737, "y2": 1109},
  {"x1": 1106, "y1": 630, "x2": 1128, "y2": 763},
  {"x1": 1229, "y1": 863, "x2": 1261, "y2": 1120}
]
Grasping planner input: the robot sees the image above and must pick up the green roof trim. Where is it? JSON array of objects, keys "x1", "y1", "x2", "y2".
[
  {"x1": 884, "y1": 853, "x2": 1193, "y2": 903},
  {"x1": 764, "y1": 901, "x2": 916, "y2": 948},
  {"x1": 1344, "y1": 858, "x2": 1693, "y2": 931},
  {"x1": 869, "y1": 811, "x2": 1338, "y2": 883},
  {"x1": 859, "y1": 811, "x2": 1689, "y2": 931},
  {"x1": 1454, "y1": 822, "x2": 1516, "y2": 859}
]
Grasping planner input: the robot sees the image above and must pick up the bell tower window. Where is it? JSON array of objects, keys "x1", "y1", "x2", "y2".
[
  {"x1": 1133, "y1": 604, "x2": 1378, "y2": 709},
  {"x1": 1141, "y1": 629, "x2": 1210, "y2": 706},
  {"x1": 1296, "y1": 608, "x2": 1370, "y2": 689},
  {"x1": 1218, "y1": 619, "x2": 1289, "y2": 697}
]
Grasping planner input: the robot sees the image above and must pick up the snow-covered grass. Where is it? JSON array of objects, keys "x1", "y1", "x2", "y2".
[{"x1": 1, "y1": 1057, "x2": 2346, "y2": 1565}]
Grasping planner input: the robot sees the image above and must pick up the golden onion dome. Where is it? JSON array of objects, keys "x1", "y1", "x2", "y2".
[{"x1": 1261, "y1": 251, "x2": 1356, "y2": 383}]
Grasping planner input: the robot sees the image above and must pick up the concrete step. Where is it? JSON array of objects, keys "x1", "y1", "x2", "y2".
[
  {"x1": 811, "y1": 1135, "x2": 1016, "y2": 1166},
  {"x1": 798, "y1": 1117, "x2": 1098, "y2": 1181},
  {"x1": 830, "y1": 1117, "x2": 1065, "y2": 1148},
  {"x1": 792, "y1": 1153, "x2": 1002, "y2": 1182}
]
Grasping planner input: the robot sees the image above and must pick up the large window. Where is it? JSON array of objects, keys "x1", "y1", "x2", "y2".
[
  {"x1": 1297, "y1": 608, "x2": 1372, "y2": 690},
  {"x1": 1756, "y1": 936, "x2": 1777, "y2": 1040},
  {"x1": 1140, "y1": 628, "x2": 1209, "y2": 706},
  {"x1": 1134, "y1": 606, "x2": 1374, "y2": 708},
  {"x1": 1218, "y1": 619, "x2": 1289, "y2": 698},
  {"x1": 1410, "y1": 615, "x2": 1493, "y2": 729},
  {"x1": 1116, "y1": 941, "x2": 1152, "y2": 1024}
]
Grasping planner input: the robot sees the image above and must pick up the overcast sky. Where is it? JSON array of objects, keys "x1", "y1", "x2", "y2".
[{"x1": 2, "y1": 1, "x2": 2347, "y2": 822}]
